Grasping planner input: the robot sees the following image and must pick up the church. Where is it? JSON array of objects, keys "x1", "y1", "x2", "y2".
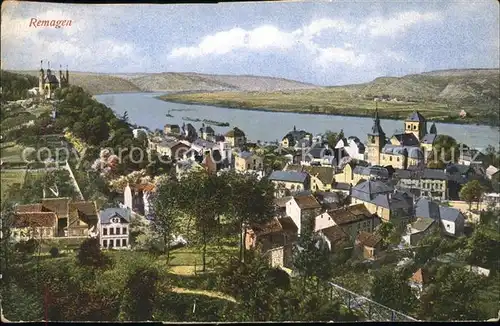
[
  {"x1": 366, "y1": 109, "x2": 438, "y2": 169},
  {"x1": 38, "y1": 60, "x2": 70, "y2": 99}
]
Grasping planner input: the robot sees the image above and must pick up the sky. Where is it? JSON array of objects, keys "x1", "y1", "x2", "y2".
[{"x1": 1, "y1": 0, "x2": 499, "y2": 85}]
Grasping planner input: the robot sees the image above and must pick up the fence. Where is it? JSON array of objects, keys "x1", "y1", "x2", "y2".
[{"x1": 328, "y1": 281, "x2": 419, "y2": 322}]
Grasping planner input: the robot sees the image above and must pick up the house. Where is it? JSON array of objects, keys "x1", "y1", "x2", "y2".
[
  {"x1": 314, "y1": 191, "x2": 342, "y2": 210},
  {"x1": 458, "y1": 149, "x2": 485, "y2": 166},
  {"x1": 281, "y1": 126, "x2": 311, "y2": 148},
  {"x1": 334, "y1": 160, "x2": 370, "y2": 185},
  {"x1": 302, "y1": 165, "x2": 336, "y2": 192},
  {"x1": 485, "y1": 165, "x2": 499, "y2": 180},
  {"x1": 335, "y1": 136, "x2": 366, "y2": 160},
  {"x1": 225, "y1": 127, "x2": 246, "y2": 147},
  {"x1": 355, "y1": 231, "x2": 383, "y2": 260},
  {"x1": 352, "y1": 165, "x2": 389, "y2": 183},
  {"x1": 350, "y1": 179, "x2": 413, "y2": 227},
  {"x1": 301, "y1": 143, "x2": 340, "y2": 167},
  {"x1": 98, "y1": 207, "x2": 131, "y2": 250},
  {"x1": 163, "y1": 124, "x2": 181, "y2": 135},
  {"x1": 409, "y1": 268, "x2": 427, "y2": 298},
  {"x1": 156, "y1": 140, "x2": 190, "y2": 159},
  {"x1": 402, "y1": 217, "x2": 438, "y2": 246},
  {"x1": 318, "y1": 225, "x2": 350, "y2": 251},
  {"x1": 415, "y1": 197, "x2": 465, "y2": 237},
  {"x1": 191, "y1": 138, "x2": 218, "y2": 154},
  {"x1": 314, "y1": 203, "x2": 381, "y2": 240},
  {"x1": 12, "y1": 198, "x2": 98, "y2": 239},
  {"x1": 394, "y1": 168, "x2": 449, "y2": 200},
  {"x1": 268, "y1": 170, "x2": 310, "y2": 197},
  {"x1": 199, "y1": 124, "x2": 216, "y2": 142},
  {"x1": 285, "y1": 194, "x2": 322, "y2": 235},
  {"x1": 181, "y1": 123, "x2": 198, "y2": 141},
  {"x1": 235, "y1": 151, "x2": 264, "y2": 172},
  {"x1": 11, "y1": 212, "x2": 57, "y2": 241}
]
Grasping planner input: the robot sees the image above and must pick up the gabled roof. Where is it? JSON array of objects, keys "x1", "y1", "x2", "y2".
[
  {"x1": 192, "y1": 138, "x2": 217, "y2": 149},
  {"x1": 41, "y1": 198, "x2": 71, "y2": 218},
  {"x1": 438, "y1": 205, "x2": 463, "y2": 222},
  {"x1": 200, "y1": 125, "x2": 215, "y2": 134},
  {"x1": 269, "y1": 170, "x2": 308, "y2": 183},
  {"x1": 415, "y1": 197, "x2": 441, "y2": 220},
  {"x1": 410, "y1": 268, "x2": 426, "y2": 285},
  {"x1": 406, "y1": 111, "x2": 426, "y2": 122},
  {"x1": 410, "y1": 217, "x2": 436, "y2": 232},
  {"x1": 274, "y1": 196, "x2": 292, "y2": 208},
  {"x1": 321, "y1": 225, "x2": 349, "y2": 245},
  {"x1": 279, "y1": 216, "x2": 298, "y2": 233},
  {"x1": 284, "y1": 164, "x2": 304, "y2": 172},
  {"x1": 69, "y1": 201, "x2": 97, "y2": 218},
  {"x1": 15, "y1": 204, "x2": 45, "y2": 213},
  {"x1": 446, "y1": 163, "x2": 474, "y2": 175},
  {"x1": 391, "y1": 133, "x2": 420, "y2": 146},
  {"x1": 486, "y1": 165, "x2": 499, "y2": 177},
  {"x1": 421, "y1": 133, "x2": 437, "y2": 145},
  {"x1": 99, "y1": 208, "x2": 131, "y2": 224},
  {"x1": 225, "y1": 127, "x2": 245, "y2": 137},
  {"x1": 303, "y1": 165, "x2": 336, "y2": 185},
  {"x1": 351, "y1": 179, "x2": 394, "y2": 199},
  {"x1": 328, "y1": 203, "x2": 375, "y2": 225},
  {"x1": 44, "y1": 74, "x2": 59, "y2": 84},
  {"x1": 293, "y1": 195, "x2": 321, "y2": 210},
  {"x1": 13, "y1": 212, "x2": 57, "y2": 228},
  {"x1": 353, "y1": 165, "x2": 389, "y2": 179},
  {"x1": 356, "y1": 231, "x2": 382, "y2": 248},
  {"x1": 382, "y1": 145, "x2": 424, "y2": 159}
]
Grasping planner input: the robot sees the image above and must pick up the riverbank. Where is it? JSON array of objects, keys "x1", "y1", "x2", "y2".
[{"x1": 157, "y1": 94, "x2": 499, "y2": 128}]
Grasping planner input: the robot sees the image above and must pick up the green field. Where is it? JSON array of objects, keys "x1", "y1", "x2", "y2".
[
  {"x1": 0, "y1": 169, "x2": 26, "y2": 200},
  {"x1": 160, "y1": 88, "x2": 498, "y2": 126}
]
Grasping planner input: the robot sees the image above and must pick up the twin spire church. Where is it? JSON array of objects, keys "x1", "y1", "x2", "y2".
[{"x1": 38, "y1": 60, "x2": 70, "y2": 99}]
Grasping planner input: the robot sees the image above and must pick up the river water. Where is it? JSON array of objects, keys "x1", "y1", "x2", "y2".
[{"x1": 95, "y1": 92, "x2": 499, "y2": 150}]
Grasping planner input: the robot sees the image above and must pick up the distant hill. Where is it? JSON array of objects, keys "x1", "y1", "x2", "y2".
[
  {"x1": 112, "y1": 72, "x2": 318, "y2": 93},
  {"x1": 341, "y1": 68, "x2": 499, "y2": 104}
]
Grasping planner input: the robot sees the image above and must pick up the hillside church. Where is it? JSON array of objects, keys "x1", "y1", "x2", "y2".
[
  {"x1": 38, "y1": 60, "x2": 70, "y2": 99},
  {"x1": 366, "y1": 109, "x2": 438, "y2": 169}
]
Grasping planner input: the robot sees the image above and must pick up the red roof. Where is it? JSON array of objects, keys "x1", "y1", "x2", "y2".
[{"x1": 13, "y1": 212, "x2": 57, "y2": 228}]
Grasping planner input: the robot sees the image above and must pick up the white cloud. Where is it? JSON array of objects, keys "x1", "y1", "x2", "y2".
[
  {"x1": 359, "y1": 11, "x2": 441, "y2": 37},
  {"x1": 316, "y1": 47, "x2": 367, "y2": 67}
]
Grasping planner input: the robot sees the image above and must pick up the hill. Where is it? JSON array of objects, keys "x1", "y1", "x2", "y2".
[
  {"x1": 160, "y1": 69, "x2": 500, "y2": 126},
  {"x1": 10, "y1": 70, "x2": 142, "y2": 95}
]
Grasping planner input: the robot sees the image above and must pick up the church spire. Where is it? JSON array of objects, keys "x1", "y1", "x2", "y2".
[{"x1": 369, "y1": 106, "x2": 385, "y2": 136}]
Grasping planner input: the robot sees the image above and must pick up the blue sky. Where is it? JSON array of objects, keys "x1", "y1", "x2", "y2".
[{"x1": 1, "y1": 1, "x2": 498, "y2": 85}]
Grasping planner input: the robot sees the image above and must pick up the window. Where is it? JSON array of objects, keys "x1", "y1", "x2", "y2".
[
  {"x1": 103, "y1": 228, "x2": 108, "y2": 236},
  {"x1": 110, "y1": 228, "x2": 115, "y2": 235},
  {"x1": 389, "y1": 156, "x2": 392, "y2": 162},
  {"x1": 115, "y1": 240, "x2": 120, "y2": 248},
  {"x1": 247, "y1": 164, "x2": 250, "y2": 169},
  {"x1": 413, "y1": 125, "x2": 417, "y2": 130},
  {"x1": 103, "y1": 240, "x2": 108, "y2": 248},
  {"x1": 109, "y1": 239, "x2": 114, "y2": 247},
  {"x1": 122, "y1": 239, "x2": 127, "y2": 247},
  {"x1": 397, "y1": 157, "x2": 400, "y2": 162},
  {"x1": 116, "y1": 227, "x2": 121, "y2": 235},
  {"x1": 122, "y1": 227, "x2": 127, "y2": 235}
]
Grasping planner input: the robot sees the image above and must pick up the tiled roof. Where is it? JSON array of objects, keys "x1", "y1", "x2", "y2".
[
  {"x1": 306, "y1": 145, "x2": 333, "y2": 159},
  {"x1": 446, "y1": 164, "x2": 473, "y2": 175},
  {"x1": 70, "y1": 201, "x2": 97, "y2": 217},
  {"x1": 41, "y1": 198, "x2": 71, "y2": 218},
  {"x1": 284, "y1": 164, "x2": 304, "y2": 172},
  {"x1": 13, "y1": 212, "x2": 57, "y2": 228},
  {"x1": 328, "y1": 204, "x2": 374, "y2": 225},
  {"x1": 406, "y1": 111, "x2": 426, "y2": 122},
  {"x1": 15, "y1": 204, "x2": 44, "y2": 213},
  {"x1": 411, "y1": 268, "x2": 425, "y2": 284},
  {"x1": 354, "y1": 165, "x2": 389, "y2": 178},
  {"x1": 356, "y1": 231, "x2": 382, "y2": 248},
  {"x1": 252, "y1": 217, "x2": 283, "y2": 236},
  {"x1": 321, "y1": 225, "x2": 349, "y2": 244},
  {"x1": 415, "y1": 197, "x2": 441, "y2": 220},
  {"x1": 278, "y1": 216, "x2": 298, "y2": 233},
  {"x1": 486, "y1": 165, "x2": 499, "y2": 177},
  {"x1": 192, "y1": 138, "x2": 217, "y2": 149},
  {"x1": 382, "y1": 145, "x2": 424, "y2": 159},
  {"x1": 332, "y1": 182, "x2": 351, "y2": 191},
  {"x1": 395, "y1": 168, "x2": 447, "y2": 180},
  {"x1": 134, "y1": 183, "x2": 156, "y2": 192},
  {"x1": 294, "y1": 195, "x2": 321, "y2": 210},
  {"x1": 351, "y1": 179, "x2": 394, "y2": 201},
  {"x1": 269, "y1": 170, "x2": 308, "y2": 183},
  {"x1": 99, "y1": 208, "x2": 131, "y2": 224}
]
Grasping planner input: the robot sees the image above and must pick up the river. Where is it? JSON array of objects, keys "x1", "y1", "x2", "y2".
[{"x1": 95, "y1": 92, "x2": 499, "y2": 150}]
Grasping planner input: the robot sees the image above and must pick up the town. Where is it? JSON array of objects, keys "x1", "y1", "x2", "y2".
[{"x1": 1, "y1": 60, "x2": 499, "y2": 322}]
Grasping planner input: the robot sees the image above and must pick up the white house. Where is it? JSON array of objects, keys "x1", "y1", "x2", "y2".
[
  {"x1": 285, "y1": 195, "x2": 322, "y2": 235},
  {"x1": 335, "y1": 136, "x2": 366, "y2": 161},
  {"x1": 415, "y1": 198, "x2": 465, "y2": 237},
  {"x1": 98, "y1": 207, "x2": 131, "y2": 250}
]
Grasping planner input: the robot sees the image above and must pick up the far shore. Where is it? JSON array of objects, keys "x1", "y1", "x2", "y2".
[{"x1": 156, "y1": 95, "x2": 499, "y2": 129}]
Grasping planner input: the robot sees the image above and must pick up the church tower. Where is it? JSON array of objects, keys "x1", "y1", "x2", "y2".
[
  {"x1": 404, "y1": 111, "x2": 427, "y2": 140},
  {"x1": 39, "y1": 60, "x2": 45, "y2": 96},
  {"x1": 367, "y1": 107, "x2": 386, "y2": 165}
]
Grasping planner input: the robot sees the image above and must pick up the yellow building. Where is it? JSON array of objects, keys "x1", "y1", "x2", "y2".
[
  {"x1": 38, "y1": 60, "x2": 69, "y2": 99},
  {"x1": 303, "y1": 165, "x2": 336, "y2": 192},
  {"x1": 235, "y1": 151, "x2": 264, "y2": 172},
  {"x1": 269, "y1": 170, "x2": 310, "y2": 197},
  {"x1": 225, "y1": 127, "x2": 247, "y2": 148},
  {"x1": 404, "y1": 111, "x2": 427, "y2": 140}
]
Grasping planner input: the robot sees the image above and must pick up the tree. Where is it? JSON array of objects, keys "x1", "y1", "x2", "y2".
[
  {"x1": 324, "y1": 130, "x2": 344, "y2": 149},
  {"x1": 151, "y1": 178, "x2": 181, "y2": 261},
  {"x1": 466, "y1": 224, "x2": 500, "y2": 269},
  {"x1": 292, "y1": 233, "x2": 335, "y2": 290},
  {"x1": 459, "y1": 180, "x2": 485, "y2": 213},
  {"x1": 376, "y1": 222, "x2": 395, "y2": 247},
  {"x1": 427, "y1": 135, "x2": 459, "y2": 165},
  {"x1": 223, "y1": 171, "x2": 275, "y2": 261},
  {"x1": 371, "y1": 266, "x2": 418, "y2": 314},
  {"x1": 119, "y1": 266, "x2": 158, "y2": 321},
  {"x1": 77, "y1": 238, "x2": 111, "y2": 268},
  {"x1": 418, "y1": 265, "x2": 486, "y2": 320}
]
